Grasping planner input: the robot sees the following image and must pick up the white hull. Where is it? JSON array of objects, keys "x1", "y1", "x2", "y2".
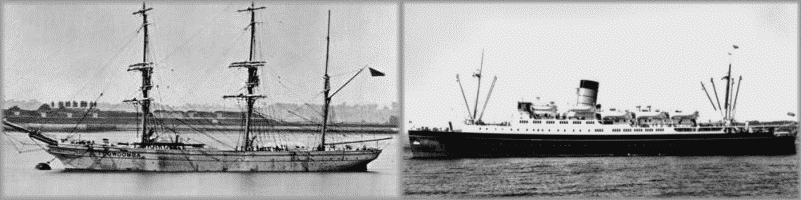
[{"x1": 47, "y1": 144, "x2": 380, "y2": 172}]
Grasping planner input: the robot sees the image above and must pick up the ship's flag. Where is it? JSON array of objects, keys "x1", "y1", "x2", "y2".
[{"x1": 368, "y1": 67, "x2": 385, "y2": 77}]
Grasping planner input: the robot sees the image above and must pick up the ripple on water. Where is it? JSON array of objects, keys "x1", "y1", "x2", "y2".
[{"x1": 404, "y1": 155, "x2": 799, "y2": 198}]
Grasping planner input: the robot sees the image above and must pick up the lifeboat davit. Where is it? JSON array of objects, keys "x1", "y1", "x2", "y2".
[{"x1": 531, "y1": 104, "x2": 557, "y2": 113}]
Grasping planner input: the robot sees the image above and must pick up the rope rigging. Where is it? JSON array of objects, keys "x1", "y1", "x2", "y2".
[
  {"x1": 2, "y1": 132, "x2": 45, "y2": 154},
  {"x1": 64, "y1": 92, "x2": 104, "y2": 141},
  {"x1": 8, "y1": 4, "x2": 387, "y2": 153}
]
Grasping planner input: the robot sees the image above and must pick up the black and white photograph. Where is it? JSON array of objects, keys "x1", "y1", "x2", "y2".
[
  {"x1": 2, "y1": 1, "x2": 398, "y2": 197},
  {"x1": 3, "y1": 1, "x2": 799, "y2": 199},
  {"x1": 403, "y1": 2, "x2": 797, "y2": 198}
]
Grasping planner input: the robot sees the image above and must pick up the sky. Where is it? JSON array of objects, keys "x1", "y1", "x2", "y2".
[
  {"x1": 3, "y1": 2, "x2": 398, "y2": 110},
  {"x1": 405, "y1": 3, "x2": 797, "y2": 130}
]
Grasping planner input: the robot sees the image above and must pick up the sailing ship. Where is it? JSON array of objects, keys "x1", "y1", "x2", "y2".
[
  {"x1": 3, "y1": 2, "x2": 392, "y2": 172},
  {"x1": 408, "y1": 51, "x2": 797, "y2": 158}
]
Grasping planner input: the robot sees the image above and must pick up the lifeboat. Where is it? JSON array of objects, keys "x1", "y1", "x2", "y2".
[
  {"x1": 670, "y1": 110, "x2": 699, "y2": 122},
  {"x1": 634, "y1": 111, "x2": 669, "y2": 123},
  {"x1": 530, "y1": 103, "x2": 557, "y2": 117},
  {"x1": 531, "y1": 104, "x2": 557, "y2": 112},
  {"x1": 601, "y1": 110, "x2": 632, "y2": 121}
]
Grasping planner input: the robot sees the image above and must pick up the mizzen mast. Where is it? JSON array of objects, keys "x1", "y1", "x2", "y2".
[
  {"x1": 125, "y1": 2, "x2": 155, "y2": 147},
  {"x1": 316, "y1": 10, "x2": 391, "y2": 150},
  {"x1": 319, "y1": 10, "x2": 333, "y2": 151},
  {"x1": 224, "y1": 2, "x2": 266, "y2": 151}
]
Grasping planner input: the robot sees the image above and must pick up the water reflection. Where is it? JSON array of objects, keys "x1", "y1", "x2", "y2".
[{"x1": 1, "y1": 133, "x2": 398, "y2": 197}]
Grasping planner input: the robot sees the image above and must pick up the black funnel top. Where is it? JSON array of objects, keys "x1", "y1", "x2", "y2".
[{"x1": 580, "y1": 80, "x2": 599, "y2": 90}]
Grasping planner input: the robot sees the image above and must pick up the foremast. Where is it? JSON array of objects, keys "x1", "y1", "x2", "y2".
[
  {"x1": 224, "y1": 2, "x2": 266, "y2": 151},
  {"x1": 125, "y1": 3, "x2": 155, "y2": 147}
]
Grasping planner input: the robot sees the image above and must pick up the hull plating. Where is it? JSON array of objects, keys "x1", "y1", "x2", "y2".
[
  {"x1": 47, "y1": 145, "x2": 380, "y2": 172},
  {"x1": 409, "y1": 130, "x2": 797, "y2": 158}
]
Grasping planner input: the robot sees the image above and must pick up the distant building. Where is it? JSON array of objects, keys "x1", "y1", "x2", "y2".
[
  {"x1": 214, "y1": 111, "x2": 241, "y2": 119},
  {"x1": 6, "y1": 106, "x2": 21, "y2": 116},
  {"x1": 3, "y1": 101, "x2": 397, "y2": 125}
]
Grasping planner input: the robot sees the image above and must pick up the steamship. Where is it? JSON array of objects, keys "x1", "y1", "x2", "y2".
[{"x1": 408, "y1": 65, "x2": 797, "y2": 158}]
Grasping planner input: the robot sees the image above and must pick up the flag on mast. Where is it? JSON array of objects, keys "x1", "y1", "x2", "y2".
[{"x1": 368, "y1": 67, "x2": 385, "y2": 77}]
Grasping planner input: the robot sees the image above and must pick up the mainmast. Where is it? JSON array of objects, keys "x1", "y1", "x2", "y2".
[
  {"x1": 723, "y1": 63, "x2": 732, "y2": 122},
  {"x1": 723, "y1": 45, "x2": 739, "y2": 123},
  {"x1": 319, "y1": 10, "x2": 333, "y2": 151},
  {"x1": 224, "y1": 2, "x2": 266, "y2": 151},
  {"x1": 127, "y1": 2, "x2": 154, "y2": 147}
]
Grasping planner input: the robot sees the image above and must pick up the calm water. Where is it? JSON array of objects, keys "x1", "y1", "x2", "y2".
[
  {"x1": 403, "y1": 149, "x2": 799, "y2": 198},
  {"x1": 1, "y1": 131, "x2": 398, "y2": 197}
]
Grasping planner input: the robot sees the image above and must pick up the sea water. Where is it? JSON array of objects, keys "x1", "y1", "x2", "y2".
[{"x1": 403, "y1": 147, "x2": 798, "y2": 198}]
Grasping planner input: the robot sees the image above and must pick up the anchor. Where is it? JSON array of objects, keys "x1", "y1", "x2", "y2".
[
  {"x1": 35, "y1": 162, "x2": 51, "y2": 170},
  {"x1": 35, "y1": 157, "x2": 56, "y2": 170}
]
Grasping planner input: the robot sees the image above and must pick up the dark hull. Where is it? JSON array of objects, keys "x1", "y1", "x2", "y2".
[{"x1": 408, "y1": 130, "x2": 797, "y2": 158}]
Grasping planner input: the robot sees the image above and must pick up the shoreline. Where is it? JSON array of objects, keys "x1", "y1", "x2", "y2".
[{"x1": 3, "y1": 118, "x2": 398, "y2": 134}]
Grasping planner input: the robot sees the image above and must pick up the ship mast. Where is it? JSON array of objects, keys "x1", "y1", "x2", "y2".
[
  {"x1": 315, "y1": 10, "x2": 390, "y2": 150},
  {"x1": 723, "y1": 45, "x2": 738, "y2": 124},
  {"x1": 127, "y1": 2, "x2": 154, "y2": 147},
  {"x1": 319, "y1": 10, "x2": 333, "y2": 151},
  {"x1": 224, "y1": 2, "x2": 265, "y2": 151},
  {"x1": 723, "y1": 63, "x2": 732, "y2": 122}
]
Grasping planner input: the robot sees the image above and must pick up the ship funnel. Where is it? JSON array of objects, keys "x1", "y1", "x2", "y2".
[{"x1": 576, "y1": 80, "x2": 599, "y2": 107}]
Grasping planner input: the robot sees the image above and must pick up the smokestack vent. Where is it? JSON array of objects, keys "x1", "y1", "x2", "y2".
[{"x1": 577, "y1": 80, "x2": 599, "y2": 107}]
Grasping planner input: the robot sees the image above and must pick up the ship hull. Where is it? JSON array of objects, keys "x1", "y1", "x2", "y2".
[
  {"x1": 408, "y1": 130, "x2": 797, "y2": 158},
  {"x1": 46, "y1": 145, "x2": 380, "y2": 172}
]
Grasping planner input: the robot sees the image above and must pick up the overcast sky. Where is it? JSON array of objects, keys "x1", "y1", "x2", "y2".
[
  {"x1": 3, "y1": 2, "x2": 397, "y2": 109},
  {"x1": 405, "y1": 3, "x2": 797, "y2": 129}
]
